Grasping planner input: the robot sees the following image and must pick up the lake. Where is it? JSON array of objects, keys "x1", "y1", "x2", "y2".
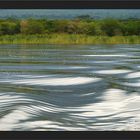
[
  {"x1": 0, "y1": 9, "x2": 140, "y2": 19},
  {"x1": 0, "y1": 44, "x2": 140, "y2": 130}
]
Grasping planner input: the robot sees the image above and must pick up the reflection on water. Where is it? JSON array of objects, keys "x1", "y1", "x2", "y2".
[{"x1": 0, "y1": 44, "x2": 140, "y2": 131}]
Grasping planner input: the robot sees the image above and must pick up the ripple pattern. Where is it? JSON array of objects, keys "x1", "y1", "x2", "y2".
[{"x1": 0, "y1": 44, "x2": 140, "y2": 131}]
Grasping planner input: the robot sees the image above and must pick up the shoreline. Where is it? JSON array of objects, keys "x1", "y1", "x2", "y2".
[{"x1": 0, "y1": 34, "x2": 140, "y2": 45}]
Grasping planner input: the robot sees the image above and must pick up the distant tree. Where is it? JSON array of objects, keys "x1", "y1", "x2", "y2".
[
  {"x1": 52, "y1": 20, "x2": 69, "y2": 33},
  {"x1": 65, "y1": 21, "x2": 89, "y2": 34},
  {"x1": 101, "y1": 19, "x2": 122, "y2": 36},
  {"x1": 0, "y1": 21, "x2": 20, "y2": 35},
  {"x1": 20, "y1": 19, "x2": 45, "y2": 34},
  {"x1": 86, "y1": 22, "x2": 97, "y2": 35},
  {"x1": 121, "y1": 21, "x2": 140, "y2": 35},
  {"x1": 75, "y1": 15, "x2": 93, "y2": 21},
  {"x1": 0, "y1": 18, "x2": 140, "y2": 36},
  {"x1": 45, "y1": 20, "x2": 57, "y2": 33},
  {"x1": 65, "y1": 21, "x2": 78, "y2": 34}
]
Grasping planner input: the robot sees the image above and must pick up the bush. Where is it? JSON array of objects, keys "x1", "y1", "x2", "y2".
[
  {"x1": 101, "y1": 19, "x2": 122, "y2": 36},
  {"x1": 52, "y1": 20, "x2": 69, "y2": 33},
  {"x1": 20, "y1": 19, "x2": 45, "y2": 34},
  {"x1": 0, "y1": 21, "x2": 20, "y2": 35},
  {"x1": 45, "y1": 20, "x2": 57, "y2": 33},
  {"x1": 0, "y1": 18, "x2": 139, "y2": 36},
  {"x1": 86, "y1": 22, "x2": 98, "y2": 35},
  {"x1": 122, "y1": 21, "x2": 140, "y2": 35}
]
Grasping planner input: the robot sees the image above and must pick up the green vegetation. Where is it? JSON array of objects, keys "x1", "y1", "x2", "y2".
[
  {"x1": 0, "y1": 17, "x2": 140, "y2": 44},
  {"x1": 0, "y1": 34, "x2": 140, "y2": 45}
]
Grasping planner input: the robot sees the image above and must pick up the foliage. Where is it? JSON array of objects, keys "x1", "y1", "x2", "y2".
[
  {"x1": 0, "y1": 34, "x2": 140, "y2": 45},
  {"x1": 0, "y1": 18, "x2": 140, "y2": 36},
  {"x1": 20, "y1": 19, "x2": 45, "y2": 34},
  {"x1": 100, "y1": 19, "x2": 122, "y2": 36},
  {"x1": 0, "y1": 20, "x2": 20, "y2": 35}
]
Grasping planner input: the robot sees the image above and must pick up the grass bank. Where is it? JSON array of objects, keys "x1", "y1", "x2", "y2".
[{"x1": 0, "y1": 34, "x2": 140, "y2": 45}]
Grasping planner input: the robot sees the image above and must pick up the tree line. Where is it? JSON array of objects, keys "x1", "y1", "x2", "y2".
[{"x1": 0, "y1": 17, "x2": 140, "y2": 36}]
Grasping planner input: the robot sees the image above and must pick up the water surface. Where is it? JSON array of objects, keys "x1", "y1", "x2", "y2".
[
  {"x1": 0, "y1": 9, "x2": 140, "y2": 19},
  {"x1": 0, "y1": 44, "x2": 140, "y2": 130}
]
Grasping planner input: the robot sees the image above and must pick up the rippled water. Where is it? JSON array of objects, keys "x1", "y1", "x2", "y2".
[{"x1": 0, "y1": 44, "x2": 140, "y2": 131}]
